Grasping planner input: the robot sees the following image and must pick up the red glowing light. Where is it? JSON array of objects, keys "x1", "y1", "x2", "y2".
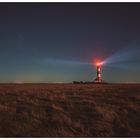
[
  {"x1": 96, "y1": 62, "x2": 101, "y2": 66},
  {"x1": 92, "y1": 58, "x2": 104, "y2": 67}
]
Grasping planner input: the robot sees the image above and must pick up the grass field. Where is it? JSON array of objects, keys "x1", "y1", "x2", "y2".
[{"x1": 0, "y1": 83, "x2": 139, "y2": 137}]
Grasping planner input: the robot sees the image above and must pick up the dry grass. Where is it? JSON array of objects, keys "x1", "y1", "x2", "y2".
[{"x1": 0, "y1": 83, "x2": 139, "y2": 137}]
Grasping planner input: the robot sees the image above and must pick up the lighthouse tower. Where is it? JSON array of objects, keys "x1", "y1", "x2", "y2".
[{"x1": 94, "y1": 63, "x2": 102, "y2": 82}]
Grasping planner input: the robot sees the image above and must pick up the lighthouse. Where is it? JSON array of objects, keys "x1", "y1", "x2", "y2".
[{"x1": 94, "y1": 63, "x2": 102, "y2": 83}]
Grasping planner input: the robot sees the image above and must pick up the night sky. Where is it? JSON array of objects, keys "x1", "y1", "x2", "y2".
[{"x1": 0, "y1": 3, "x2": 140, "y2": 83}]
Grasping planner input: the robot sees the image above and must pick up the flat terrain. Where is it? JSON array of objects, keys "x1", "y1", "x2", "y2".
[{"x1": 0, "y1": 83, "x2": 139, "y2": 137}]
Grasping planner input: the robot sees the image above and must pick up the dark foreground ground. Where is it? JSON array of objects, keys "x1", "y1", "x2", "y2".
[{"x1": 0, "y1": 83, "x2": 139, "y2": 137}]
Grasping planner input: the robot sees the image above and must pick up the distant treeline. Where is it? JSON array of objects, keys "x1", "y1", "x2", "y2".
[
  {"x1": 73, "y1": 81, "x2": 94, "y2": 84},
  {"x1": 73, "y1": 81, "x2": 108, "y2": 84}
]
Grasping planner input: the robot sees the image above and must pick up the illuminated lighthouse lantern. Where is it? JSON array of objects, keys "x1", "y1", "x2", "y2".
[{"x1": 94, "y1": 62, "x2": 103, "y2": 83}]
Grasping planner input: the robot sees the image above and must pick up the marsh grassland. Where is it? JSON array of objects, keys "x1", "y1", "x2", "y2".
[{"x1": 0, "y1": 83, "x2": 139, "y2": 137}]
